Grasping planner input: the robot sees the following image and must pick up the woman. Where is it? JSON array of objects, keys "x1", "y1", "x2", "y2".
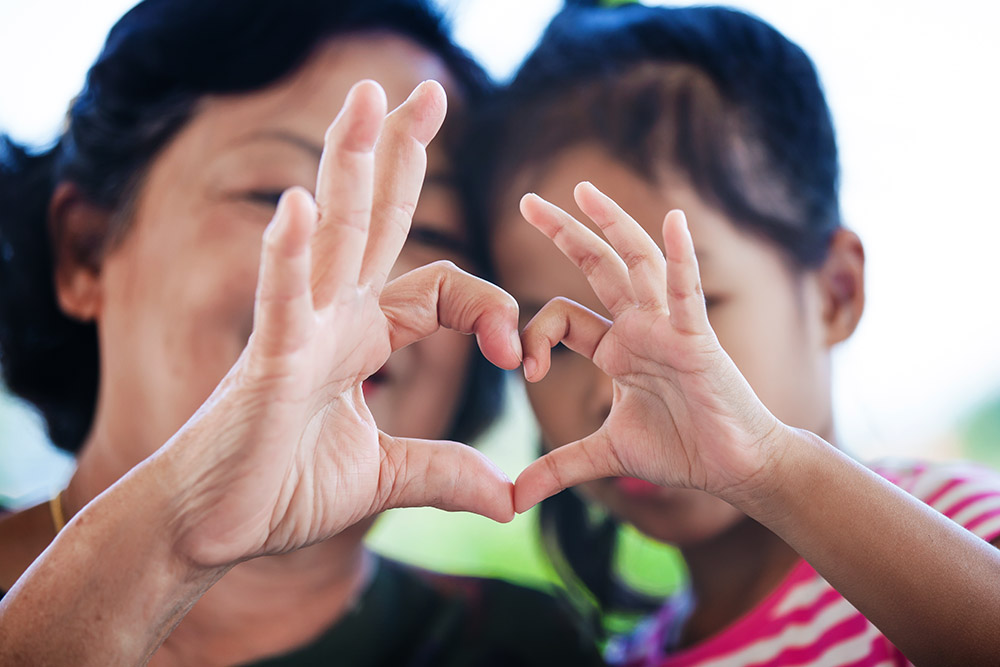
[{"x1": 0, "y1": 0, "x2": 600, "y2": 664}]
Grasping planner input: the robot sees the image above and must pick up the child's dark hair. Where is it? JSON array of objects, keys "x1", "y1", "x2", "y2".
[
  {"x1": 471, "y1": 3, "x2": 842, "y2": 624},
  {"x1": 0, "y1": 0, "x2": 500, "y2": 454}
]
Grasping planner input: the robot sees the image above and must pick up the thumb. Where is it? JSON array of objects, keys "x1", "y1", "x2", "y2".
[
  {"x1": 513, "y1": 430, "x2": 622, "y2": 513},
  {"x1": 377, "y1": 433, "x2": 515, "y2": 523}
]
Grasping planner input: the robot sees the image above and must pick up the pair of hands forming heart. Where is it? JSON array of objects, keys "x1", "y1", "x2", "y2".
[
  {"x1": 167, "y1": 79, "x2": 787, "y2": 571},
  {"x1": 10, "y1": 81, "x2": 1000, "y2": 667}
]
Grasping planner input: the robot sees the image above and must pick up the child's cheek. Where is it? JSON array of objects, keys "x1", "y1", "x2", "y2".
[{"x1": 527, "y1": 354, "x2": 603, "y2": 448}]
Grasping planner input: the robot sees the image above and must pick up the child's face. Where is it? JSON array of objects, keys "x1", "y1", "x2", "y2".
[{"x1": 493, "y1": 144, "x2": 836, "y2": 545}]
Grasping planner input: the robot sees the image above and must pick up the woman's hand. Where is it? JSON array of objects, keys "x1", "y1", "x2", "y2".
[
  {"x1": 162, "y1": 80, "x2": 522, "y2": 568},
  {"x1": 513, "y1": 181, "x2": 788, "y2": 512},
  {"x1": 0, "y1": 80, "x2": 521, "y2": 666}
]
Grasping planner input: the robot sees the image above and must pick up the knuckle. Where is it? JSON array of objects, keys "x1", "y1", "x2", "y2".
[
  {"x1": 620, "y1": 248, "x2": 648, "y2": 271},
  {"x1": 502, "y1": 297, "x2": 520, "y2": 319},
  {"x1": 544, "y1": 453, "x2": 565, "y2": 490},
  {"x1": 576, "y1": 250, "x2": 604, "y2": 277},
  {"x1": 384, "y1": 198, "x2": 416, "y2": 224},
  {"x1": 428, "y1": 259, "x2": 460, "y2": 274},
  {"x1": 550, "y1": 295, "x2": 576, "y2": 312},
  {"x1": 378, "y1": 444, "x2": 408, "y2": 503},
  {"x1": 322, "y1": 205, "x2": 371, "y2": 231}
]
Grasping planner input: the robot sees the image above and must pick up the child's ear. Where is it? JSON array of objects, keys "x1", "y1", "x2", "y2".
[
  {"x1": 49, "y1": 182, "x2": 111, "y2": 322},
  {"x1": 818, "y1": 228, "x2": 865, "y2": 345}
]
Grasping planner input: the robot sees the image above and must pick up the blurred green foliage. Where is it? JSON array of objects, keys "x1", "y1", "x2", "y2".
[{"x1": 961, "y1": 392, "x2": 1000, "y2": 469}]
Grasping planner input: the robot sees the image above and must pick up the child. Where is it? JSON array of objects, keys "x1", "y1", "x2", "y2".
[{"x1": 480, "y1": 5, "x2": 1000, "y2": 665}]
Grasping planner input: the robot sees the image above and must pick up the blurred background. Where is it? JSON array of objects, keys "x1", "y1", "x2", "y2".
[{"x1": 2, "y1": 0, "x2": 999, "y2": 596}]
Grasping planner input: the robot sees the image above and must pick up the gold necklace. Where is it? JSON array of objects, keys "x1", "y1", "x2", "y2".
[{"x1": 49, "y1": 490, "x2": 67, "y2": 534}]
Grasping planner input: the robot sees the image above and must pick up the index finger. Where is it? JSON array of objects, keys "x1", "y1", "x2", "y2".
[
  {"x1": 519, "y1": 193, "x2": 637, "y2": 317},
  {"x1": 379, "y1": 260, "x2": 522, "y2": 371}
]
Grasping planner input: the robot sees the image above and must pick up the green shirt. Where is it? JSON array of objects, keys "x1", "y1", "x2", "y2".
[{"x1": 247, "y1": 557, "x2": 603, "y2": 666}]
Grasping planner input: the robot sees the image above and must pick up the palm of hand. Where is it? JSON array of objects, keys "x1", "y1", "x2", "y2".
[
  {"x1": 170, "y1": 81, "x2": 520, "y2": 568},
  {"x1": 248, "y1": 291, "x2": 390, "y2": 556}
]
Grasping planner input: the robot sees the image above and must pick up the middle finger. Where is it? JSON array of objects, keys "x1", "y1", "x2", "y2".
[
  {"x1": 360, "y1": 80, "x2": 448, "y2": 290},
  {"x1": 311, "y1": 79, "x2": 386, "y2": 308}
]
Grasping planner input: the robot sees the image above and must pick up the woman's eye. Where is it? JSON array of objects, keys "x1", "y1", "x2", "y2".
[{"x1": 244, "y1": 190, "x2": 285, "y2": 208}]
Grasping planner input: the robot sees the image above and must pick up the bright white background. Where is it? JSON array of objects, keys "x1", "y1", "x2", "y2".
[{"x1": 2, "y1": 0, "x2": 999, "y2": 507}]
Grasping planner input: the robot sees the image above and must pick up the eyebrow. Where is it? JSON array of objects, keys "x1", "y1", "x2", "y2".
[
  {"x1": 237, "y1": 132, "x2": 457, "y2": 189},
  {"x1": 242, "y1": 130, "x2": 324, "y2": 159}
]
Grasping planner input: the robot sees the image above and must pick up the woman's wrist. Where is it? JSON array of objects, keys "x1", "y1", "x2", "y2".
[
  {"x1": 148, "y1": 396, "x2": 260, "y2": 572},
  {"x1": 84, "y1": 443, "x2": 236, "y2": 593},
  {"x1": 0, "y1": 448, "x2": 231, "y2": 664}
]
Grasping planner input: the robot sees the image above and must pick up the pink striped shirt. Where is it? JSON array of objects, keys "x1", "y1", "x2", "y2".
[{"x1": 607, "y1": 460, "x2": 1000, "y2": 667}]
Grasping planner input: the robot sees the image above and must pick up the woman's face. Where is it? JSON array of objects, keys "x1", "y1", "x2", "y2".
[
  {"x1": 493, "y1": 145, "x2": 836, "y2": 546},
  {"x1": 84, "y1": 34, "x2": 475, "y2": 464}
]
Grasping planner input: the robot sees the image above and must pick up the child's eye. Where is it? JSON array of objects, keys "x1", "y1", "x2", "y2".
[
  {"x1": 407, "y1": 224, "x2": 471, "y2": 259},
  {"x1": 704, "y1": 295, "x2": 724, "y2": 310},
  {"x1": 550, "y1": 341, "x2": 571, "y2": 357}
]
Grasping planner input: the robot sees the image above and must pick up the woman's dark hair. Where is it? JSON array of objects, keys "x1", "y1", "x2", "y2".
[
  {"x1": 470, "y1": 3, "x2": 842, "y2": 624},
  {"x1": 0, "y1": 0, "x2": 500, "y2": 453}
]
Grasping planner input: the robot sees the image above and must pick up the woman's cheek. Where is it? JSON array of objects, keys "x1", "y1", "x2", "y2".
[{"x1": 209, "y1": 256, "x2": 261, "y2": 348}]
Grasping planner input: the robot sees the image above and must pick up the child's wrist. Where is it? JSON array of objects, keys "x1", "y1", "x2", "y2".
[
  {"x1": 723, "y1": 426, "x2": 836, "y2": 525},
  {"x1": 714, "y1": 421, "x2": 801, "y2": 512}
]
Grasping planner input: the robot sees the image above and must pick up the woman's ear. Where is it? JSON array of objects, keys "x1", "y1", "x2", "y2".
[
  {"x1": 818, "y1": 228, "x2": 865, "y2": 345},
  {"x1": 49, "y1": 182, "x2": 111, "y2": 322}
]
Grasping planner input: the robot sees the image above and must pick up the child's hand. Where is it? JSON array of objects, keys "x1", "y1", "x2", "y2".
[{"x1": 514, "y1": 182, "x2": 791, "y2": 513}]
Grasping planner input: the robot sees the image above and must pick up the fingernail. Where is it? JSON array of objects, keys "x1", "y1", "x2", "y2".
[
  {"x1": 523, "y1": 356, "x2": 537, "y2": 381},
  {"x1": 510, "y1": 331, "x2": 523, "y2": 362}
]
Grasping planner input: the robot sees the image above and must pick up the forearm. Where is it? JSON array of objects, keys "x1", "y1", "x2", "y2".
[
  {"x1": 0, "y1": 453, "x2": 229, "y2": 666},
  {"x1": 734, "y1": 428, "x2": 1000, "y2": 665}
]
